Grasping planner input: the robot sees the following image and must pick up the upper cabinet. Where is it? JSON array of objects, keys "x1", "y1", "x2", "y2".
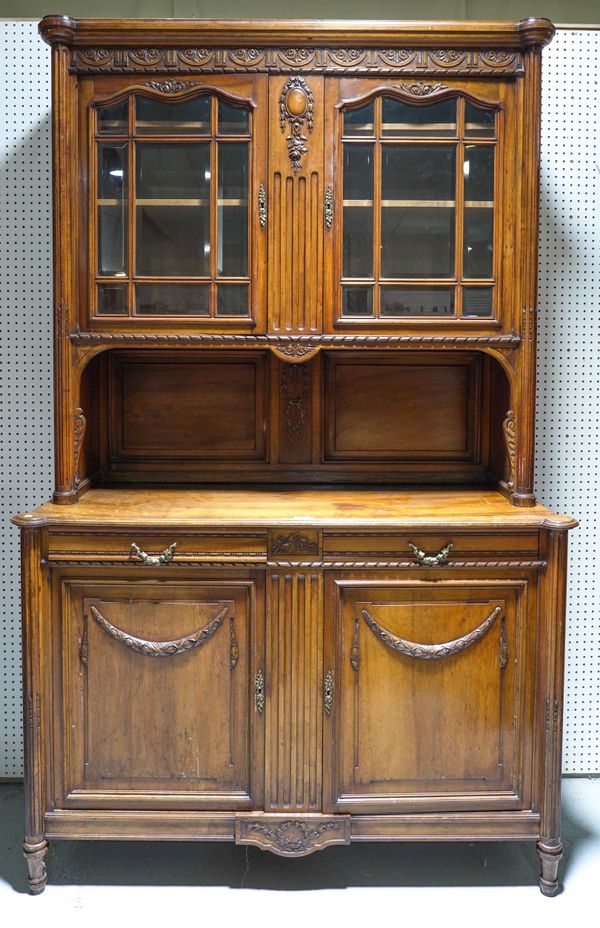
[
  {"x1": 324, "y1": 81, "x2": 509, "y2": 331},
  {"x1": 78, "y1": 75, "x2": 268, "y2": 332}
]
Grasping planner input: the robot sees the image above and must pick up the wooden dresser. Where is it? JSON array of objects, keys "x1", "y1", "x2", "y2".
[{"x1": 14, "y1": 15, "x2": 576, "y2": 895}]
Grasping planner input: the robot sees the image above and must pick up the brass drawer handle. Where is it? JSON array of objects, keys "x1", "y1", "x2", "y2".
[
  {"x1": 324, "y1": 670, "x2": 334, "y2": 715},
  {"x1": 89, "y1": 603, "x2": 227, "y2": 657},
  {"x1": 130, "y1": 541, "x2": 177, "y2": 566},
  {"x1": 408, "y1": 541, "x2": 453, "y2": 566},
  {"x1": 324, "y1": 184, "x2": 333, "y2": 230},
  {"x1": 258, "y1": 184, "x2": 267, "y2": 229},
  {"x1": 255, "y1": 669, "x2": 265, "y2": 713},
  {"x1": 360, "y1": 605, "x2": 502, "y2": 663}
]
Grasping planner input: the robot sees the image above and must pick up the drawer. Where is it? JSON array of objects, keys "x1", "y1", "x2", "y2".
[
  {"x1": 323, "y1": 531, "x2": 540, "y2": 564},
  {"x1": 46, "y1": 529, "x2": 267, "y2": 563}
]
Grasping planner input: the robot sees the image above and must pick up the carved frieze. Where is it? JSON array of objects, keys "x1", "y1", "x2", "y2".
[{"x1": 70, "y1": 46, "x2": 523, "y2": 76}]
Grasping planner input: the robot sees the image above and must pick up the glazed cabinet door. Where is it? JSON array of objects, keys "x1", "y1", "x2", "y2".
[
  {"x1": 324, "y1": 78, "x2": 518, "y2": 334},
  {"x1": 78, "y1": 75, "x2": 267, "y2": 332},
  {"x1": 324, "y1": 576, "x2": 534, "y2": 814},
  {"x1": 53, "y1": 575, "x2": 263, "y2": 810}
]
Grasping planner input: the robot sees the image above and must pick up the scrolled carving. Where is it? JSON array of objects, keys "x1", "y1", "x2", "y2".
[
  {"x1": 229, "y1": 614, "x2": 239, "y2": 670},
  {"x1": 350, "y1": 615, "x2": 360, "y2": 671},
  {"x1": 279, "y1": 76, "x2": 314, "y2": 173},
  {"x1": 281, "y1": 363, "x2": 310, "y2": 441},
  {"x1": 379, "y1": 48, "x2": 418, "y2": 66},
  {"x1": 360, "y1": 605, "x2": 502, "y2": 662},
  {"x1": 72, "y1": 407, "x2": 86, "y2": 489},
  {"x1": 238, "y1": 818, "x2": 349, "y2": 856},
  {"x1": 500, "y1": 615, "x2": 509, "y2": 669},
  {"x1": 395, "y1": 81, "x2": 447, "y2": 95},
  {"x1": 430, "y1": 48, "x2": 466, "y2": 66},
  {"x1": 89, "y1": 603, "x2": 228, "y2": 657},
  {"x1": 277, "y1": 48, "x2": 316, "y2": 67},
  {"x1": 178, "y1": 47, "x2": 212, "y2": 65},
  {"x1": 143, "y1": 79, "x2": 201, "y2": 93},
  {"x1": 503, "y1": 410, "x2": 517, "y2": 490}
]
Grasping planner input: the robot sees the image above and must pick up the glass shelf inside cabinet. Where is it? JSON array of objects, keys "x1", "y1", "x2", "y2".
[
  {"x1": 93, "y1": 93, "x2": 252, "y2": 321},
  {"x1": 340, "y1": 95, "x2": 498, "y2": 322}
]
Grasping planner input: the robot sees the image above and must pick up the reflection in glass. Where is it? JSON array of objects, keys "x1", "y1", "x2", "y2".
[
  {"x1": 97, "y1": 284, "x2": 128, "y2": 315},
  {"x1": 462, "y1": 286, "x2": 493, "y2": 316},
  {"x1": 136, "y1": 143, "x2": 210, "y2": 276},
  {"x1": 97, "y1": 143, "x2": 128, "y2": 276},
  {"x1": 342, "y1": 286, "x2": 373, "y2": 317},
  {"x1": 218, "y1": 143, "x2": 248, "y2": 277},
  {"x1": 343, "y1": 144, "x2": 373, "y2": 278},
  {"x1": 218, "y1": 100, "x2": 250, "y2": 135},
  {"x1": 97, "y1": 102, "x2": 128, "y2": 135},
  {"x1": 217, "y1": 284, "x2": 249, "y2": 316},
  {"x1": 465, "y1": 102, "x2": 496, "y2": 138},
  {"x1": 135, "y1": 283, "x2": 210, "y2": 315},
  {"x1": 381, "y1": 145, "x2": 455, "y2": 278},
  {"x1": 463, "y1": 145, "x2": 494, "y2": 278},
  {"x1": 382, "y1": 96, "x2": 456, "y2": 137},
  {"x1": 343, "y1": 102, "x2": 375, "y2": 137},
  {"x1": 380, "y1": 287, "x2": 454, "y2": 317},
  {"x1": 135, "y1": 95, "x2": 211, "y2": 135}
]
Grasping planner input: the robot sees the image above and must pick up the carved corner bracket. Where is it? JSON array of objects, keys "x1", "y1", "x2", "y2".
[
  {"x1": 503, "y1": 410, "x2": 517, "y2": 490},
  {"x1": 72, "y1": 407, "x2": 87, "y2": 489},
  {"x1": 279, "y1": 76, "x2": 314, "y2": 173},
  {"x1": 236, "y1": 815, "x2": 351, "y2": 856}
]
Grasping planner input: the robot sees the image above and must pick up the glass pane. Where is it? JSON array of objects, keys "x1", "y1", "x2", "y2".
[
  {"x1": 218, "y1": 100, "x2": 249, "y2": 135},
  {"x1": 136, "y1": 143, "x2": 210, "y2": 276},
  {"x1": 342, "y1": 286, "x2": 373, "y2": 317},
  {"x1": 218, "y1": 143, "x2": 248, "y2": 277},
  {"x1": 135, "y1": 283, "x2": 210, "y2": 315},
  {"x1": 97, "y1": 144, "x2": 128, "y2": 276},
  {"x1": 97, "y1": 284, "x2": 128, "y2": 315},
  {"x1": 462, "y1": 286, "x2": 493, "y2": 317},
  {"x1": 343, "y1": 144, "x2": 373, "y2": 278},
  {"x1": 380, "y1": 286, "x2": 454, "y2": 317},
  {"x1": 97, "y1": 102, "x2": 128, "y2": 136},
  {"x1": 464, "y1": 146, "x2": 494, "y2": 278},
  {"x1": 135, "y1": 95, "x2": 211, "y2": 135},
  {"x1": 343, "y1": 102, "x2": 375, "y2": 137},
  {"x1": 217, "y1": 284, "x2": 249, "y2": 316},
  {"x1": 381, "y1": 145, "x2": 455, "y2": 278},
  {"x1": 465, "y1": 102, "x2": 496, "y2": 138},
  {"x1": 382, "y1": 97, "x2": 456, "y2": 137}
]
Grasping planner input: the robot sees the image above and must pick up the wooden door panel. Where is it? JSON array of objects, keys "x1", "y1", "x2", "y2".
[
  {"x1": 326, "y1": 578, "x2": 533, "y2": 814},
  {"x1": 58, "y1": 578, "x2": 261, "y2": 810}
]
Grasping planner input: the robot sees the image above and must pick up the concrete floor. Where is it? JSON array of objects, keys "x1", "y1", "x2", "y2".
[{"x1": 1, "y1": 778, "x2": 599, "y2": 927}]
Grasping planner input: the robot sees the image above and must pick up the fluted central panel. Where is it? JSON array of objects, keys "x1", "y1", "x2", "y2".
[
  {"x1": 265, "y1": 572, "x2": 323, "y2": 811},
  {"x1": 270, "y1": 172, "x2": 322, "y2": 333}
]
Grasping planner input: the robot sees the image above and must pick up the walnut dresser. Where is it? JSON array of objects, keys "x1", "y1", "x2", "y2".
[{"x1": 13, "y1": 15, "x2": 576, "y2": 895}]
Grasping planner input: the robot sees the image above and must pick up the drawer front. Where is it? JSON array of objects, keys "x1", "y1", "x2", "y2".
[
  {"x1": 323, "y1": 531, "x2": 540, "y2": 564},
  {"x1": 324, "y1": 573, "x2": 536, "y2": 814},
  {"x1": 46, "y1": 530, "x2": 267, "y2": 563}
]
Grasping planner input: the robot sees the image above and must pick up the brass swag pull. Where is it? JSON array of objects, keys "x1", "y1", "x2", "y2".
[
  {"x1": 324, "y1": 185, "x2": 333, "y2": 230},
  {"x1": 258, "y1": 184, "x2": 267, "y2": 229},
  {"x1": 255, "y1": 669, "x2": 265, "y2": 713},
  {"x1": 360, "y1": 605, "x2": 503, "y2": 662},
  {"x1": 408, "y1": 541, "x2": 453, "y2": 566},
  {"x1": 89, "y1": 604, "x2": 228, "y2": 657},
  {"x1": 130, "y1": 541, "x2": 177, "y2": 566},
  {"x1": 324, "y1": 670, "x2": 334, "y2": 716}
]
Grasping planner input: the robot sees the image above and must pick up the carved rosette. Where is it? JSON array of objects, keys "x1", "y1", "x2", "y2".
[
  {"x1": 236, "y1": 817, "x2": 351, "y2": 856},
  {"x1": 279, "y1": 76, "x2": 314, "y2": 173},
  {"x1": 503, "y1": 410, "x2": 517, "y2": 490}
]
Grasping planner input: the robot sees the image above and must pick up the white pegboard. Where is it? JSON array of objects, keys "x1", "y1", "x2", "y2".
[
  {"x1": 0, "y1": 21, "x2": 52, "y2": 778},
  {"x1": 537, "y1": 28, "x2": 600, "y2": 775},
  {"x1": 0, "y1": 22, "x2": 598, "y2": 777}
]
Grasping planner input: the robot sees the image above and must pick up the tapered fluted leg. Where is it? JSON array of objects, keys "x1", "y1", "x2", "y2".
[
  {"x1": 537, "y1": 840, "x2": 562, "y2": 896},
  {"x1": 24, "y1": 839, "x2": 48, "y2": 894}
]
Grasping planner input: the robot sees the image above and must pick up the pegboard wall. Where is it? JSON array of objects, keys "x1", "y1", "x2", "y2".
[{"x1": 0, "y1": 22, "x2": 598, "y2": 777}]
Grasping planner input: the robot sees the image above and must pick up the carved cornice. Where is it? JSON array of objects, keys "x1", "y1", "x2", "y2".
[
  {"x1": 71, "y1": 332, "x2": 521, "y2": 352},
  {"x1": 69, "y1": 46, "x2": 525, "y2": 76}
]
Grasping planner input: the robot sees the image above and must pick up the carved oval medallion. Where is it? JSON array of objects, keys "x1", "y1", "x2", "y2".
[{"x1": 286, "y1": 87, "x2": 308, "y2": 117}]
